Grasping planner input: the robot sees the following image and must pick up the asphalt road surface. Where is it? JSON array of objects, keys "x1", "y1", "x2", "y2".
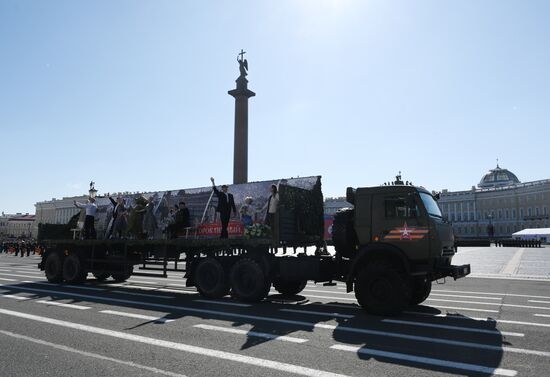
[{"x1": 1, "y1": 246, "x2": 549, "y2": 377}]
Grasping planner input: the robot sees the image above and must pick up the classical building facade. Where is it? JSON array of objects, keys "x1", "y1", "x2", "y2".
[
  {"x1": 2, "y1": 214, "x2": 35, "y2": 238},
  {"x1": 33, "y1": 196, "x2": 87, "y2": 237},
  {"x1": 439, "y1": 165, "x2": 550, "y2": 239}
]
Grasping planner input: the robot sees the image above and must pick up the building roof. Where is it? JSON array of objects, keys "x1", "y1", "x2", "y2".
[
  {"x1": 478, "y1": 164, "x2": 520, "y2": 189},
  {"x1": 8, "y1": 215, "x2": 35, "y2": 222}
]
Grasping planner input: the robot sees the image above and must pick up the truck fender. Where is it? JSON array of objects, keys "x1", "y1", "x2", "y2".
[{"x1": 345, "y1": 243, "x2": 410, "y2": 292}]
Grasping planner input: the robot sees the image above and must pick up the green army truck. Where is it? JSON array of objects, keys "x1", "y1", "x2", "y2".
[
  {"x1": 330, "y1": 182, "x2": 470, "y2": 315},
  {"x1": 38, "y1": 176, "x2": 469, "y2": 316}
]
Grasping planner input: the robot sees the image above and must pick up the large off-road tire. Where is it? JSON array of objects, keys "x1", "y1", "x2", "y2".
[
  {"x1": 44, "y1": 252, "x2": 64, "y2": 283},
  {"x1": 111, "y1": 265, "x2": 133, "y2": 282},
  {"x1": 194, "y1": 258, "x2": 230, "y2": 298},
  {"x1": 354, "y1": 261, "x2": 411, "y2": 316},
  {"x1": 410, "y1": 279, "x2": 432, "y2": 306},
  {"x1": 273, "y1": 278, "x2": 307, "y2": 296},
  {"x1": 230, "y1": 258, "x2": 271, "y2": 302},
  {"x1": 92, "y1": 272, "x2": 110, "y2": 281},
  {"x1": 62, "y1": 254, "x2": 87, "y2": 284},
  {"x1": 332, "y1": 208, "x2": 357, "y2": 259}
]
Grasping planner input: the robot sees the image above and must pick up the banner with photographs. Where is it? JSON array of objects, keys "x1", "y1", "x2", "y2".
[{"x1": 85, "y1": 176, "x2": 323, "y2": 240}]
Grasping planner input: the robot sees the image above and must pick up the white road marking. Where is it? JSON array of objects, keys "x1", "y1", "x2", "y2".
[
  {"x1": 0, "y1": 309, "x2": 349, "y2": 377},
  {"x1": 194, "y1": 299, "x2": 251, "y2": 308},
  {"x1": 306, "y1": 302, "x2": 360, "y2": 310},
  {"x1": 330, "y1": 344, "x2": 517, "y2": 376},
  {"x1": 4, "y1": 285, "x2": 549, "y2": 357},
  {"x1": 1, "y1": 293, "x2": 30, "y2": 300},
  {"x1": 111, "y1": 290, "x2": 175, "y2": 299},
  {"x1": 468, "y1": 274, "x2": 550, "y2": 282},
  {"x1": 529, "y1": 300, "x2": 550, "y2": 304},
  {"x1": 0, "y1": 277, "x2": 16, "y2": 281},
  {"x1": 405, "y1": 311, "x2": 550, "y2": 328},
  {"x1": 23, "y1": 281, "x2": 105, "y2": 292},
  {"x1": 500, "y1": 248, "x2": 526, "y2": 275},
  {"x1": 16, "y1": 270, "x2": 41, "y2": 274},
  {"x1": 427, "y1": 298, "x2": 550, "y2": 310},
  {"x1": 36, "y1": 300, "x2": 91, "y2": 310},
  {"x1": 100, "y1": 310, "x2": 175, "y2": 323},
  {"x1": 381, "y1": 318, "x2": 524, "y2": 337},
  {"x1": 430, "y1": 293, "x2": 502, "y2": 301},
  {"x1": 433, "y1": 289, "x2": 550, "y2": 300},
  {"x1": 0, "y1": 272, "x2": 42, "y2": 279},
  {"x1": 193, "y1": 324, "x2": 308, "y2": 343},
  {"x1": 106, "y1": 283, "x2": 196, "y2": 294},
  {"x1": 423, "y1": 305, "x2": 499, "y2": 313},
  {"x1": 302, "y1": 294, "x2": 356, "y2": 301},
  {"x1": 0, "y1": 329, "x2": 189, "y2": 377},
  {"x1": 303, "y1": 288, "x2": 352, "y2": 295},
  {"x1": 533, "y1": 314, "x2": 550, "y2": 318},
  {"x1": 279, "y1": 308, "x2": 354, "y2": 319}
]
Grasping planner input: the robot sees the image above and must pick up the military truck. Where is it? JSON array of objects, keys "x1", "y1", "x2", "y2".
[{"x1": 38, "y1": 176, "x2": 469, "y2": 315}]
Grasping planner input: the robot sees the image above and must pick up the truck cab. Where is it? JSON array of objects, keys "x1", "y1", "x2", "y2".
[{"x1": 332, "y1": 181, "x2": 470, "y2": 315}]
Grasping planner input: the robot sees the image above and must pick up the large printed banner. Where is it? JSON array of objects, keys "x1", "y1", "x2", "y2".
[{"x1": 87, "y1": 176, "x2": 320, "y2": 240}]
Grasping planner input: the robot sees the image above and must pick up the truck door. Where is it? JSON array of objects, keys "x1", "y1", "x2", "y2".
[{"x1": 371, "y1": 193, "x2": 430, "y2": 260}]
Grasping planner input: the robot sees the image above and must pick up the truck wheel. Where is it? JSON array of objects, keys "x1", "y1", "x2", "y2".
[
  {"x1": 332, "y1": 208, "x2": 357, "y2": 259},
  {"x1": 92, "y1": 272, "x2": 110, "y2": 281},
  {"x1": 44, "y1": 252, "x2": 64, "y2": 283},
  {"x1": 195, "y1": 258, "x2": 230, "y2": 298},
  {"x1": 62, "y1": 254, "x2": 87, "y2": 284},
  {"x1": 354, "y1": 261, "x2": 411, "y2": 316},
  {"x1": 273, "y1": 279, "x2": 307, "y2": 296},
  {"x1": 410, "y1": 279, "x2": 432, "y2": 306},
  {"x1": 230, "y1": 258, "x2": 271, "y2": 302},
  {"x1": 111, "y1": 265, "x2": 133, "y2": 282}
]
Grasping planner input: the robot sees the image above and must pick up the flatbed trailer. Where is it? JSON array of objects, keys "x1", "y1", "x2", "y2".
[{"x1": 37, "y1": 177, "x2": 470, "y2": 315}]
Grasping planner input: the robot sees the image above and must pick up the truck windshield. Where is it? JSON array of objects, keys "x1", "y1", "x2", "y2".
[{"x1": 419, "y1": 192, "x2": 443, "y2": 218}]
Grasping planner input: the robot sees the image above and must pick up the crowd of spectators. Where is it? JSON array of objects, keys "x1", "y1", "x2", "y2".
[{"x1": 0, "y1": 239, "x2": 43, "y2": 256}]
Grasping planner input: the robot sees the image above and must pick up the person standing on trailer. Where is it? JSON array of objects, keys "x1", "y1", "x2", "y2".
[
  {"x1": 74, "y1": 197, "x2": 97, "y2": 239},
  {"x1": 210, "y1": 177, "x2": 237, "y2": 239}
]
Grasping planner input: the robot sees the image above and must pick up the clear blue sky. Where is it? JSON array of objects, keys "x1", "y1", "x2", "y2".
[{"x1": 1, "y1": 0, "x2": 549, "y2": 214}]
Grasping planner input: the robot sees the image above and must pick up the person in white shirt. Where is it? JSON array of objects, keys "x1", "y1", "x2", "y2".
[
  {"x1": 74, "y1": 197, "x2": 97, "y2": 239},
  {"x1": 265, "y1": 184, "x2": 279, "y2": 227}
]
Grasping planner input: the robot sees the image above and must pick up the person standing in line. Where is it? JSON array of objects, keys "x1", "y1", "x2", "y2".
[
  {"x1": 210, "y1": 177, "x2": 236, "y2": 239},
  {"x1": 74, "y1": 197, "x2": 97, "y2": 239}
]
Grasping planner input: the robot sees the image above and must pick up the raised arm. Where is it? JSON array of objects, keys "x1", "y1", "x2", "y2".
[{"x1": 210, "y1": 177, "x2": 219, "y2": 194}]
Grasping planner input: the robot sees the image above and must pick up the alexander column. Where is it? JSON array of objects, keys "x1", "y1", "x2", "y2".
[{"x1": 228, "y1": 50, "x2": 255, "y2": 184}]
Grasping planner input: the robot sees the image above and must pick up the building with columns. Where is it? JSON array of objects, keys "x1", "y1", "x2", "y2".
[
  {"x1": 438, "y1": 165, "x2": 550, "y2": 239},
  {"x1": 33, "y1": 196, "x2": 87, "y2": 237}
]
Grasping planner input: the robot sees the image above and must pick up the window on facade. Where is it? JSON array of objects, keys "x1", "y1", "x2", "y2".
[
  {"x1": 384, "y1": 197, "x2": 418, "y2": 218},
  {"x1": 498, "y1": 210, "x2": 502, "y2": 219},
  {"x1": 520, "y1": 208, "x2": 524, "y2": 218},
  {"x1": 512, "y1": 209, "x2": 516, "y2": 219},
  {"x1": 528, "y1": 208, "x2": 532, "y2": 216},
  {"x1": 536, "y1": 207, "x2": 540, "y2": 216},
  {"x1": 505, "y1": 209, "x2": 509, "y2": 219}
]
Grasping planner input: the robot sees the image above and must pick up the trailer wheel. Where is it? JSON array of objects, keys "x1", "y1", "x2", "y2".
[
  {"x1": 273, "y1": 279, "x2": 307, "y2": 296},
  {"x1": 230, "y1": 258, "x2": 271, "y2": 302},
  {"x1": 92, "y1": 272, "x2": 110, "y2": 281},
  {"x1": 111, "y1": 265, "x2": 133, "y2": 282},
  {"x1": 44, "y1": 252, "x2": 63, "y2": 283},
  {"x1": 62, "y1": 254, "x2": 87, "y2": 284},
  {"x1": 195, "y1": 258, "x2": 230, "y2": 298},
  {"x1": 410, "y1": 279, "x2": 432, "y2": 306},
  {"x1": 354, "y1": 261, "x2": 411, "y2": 316}
]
